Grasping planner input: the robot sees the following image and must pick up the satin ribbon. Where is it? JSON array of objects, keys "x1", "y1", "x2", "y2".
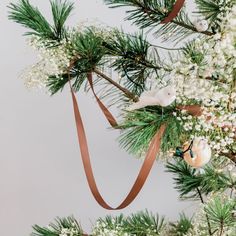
[
  {"x1": 161, "y1": 0, "x2": 185, "y2": 24},
  {"x1": 70, "y1": 75, "x2": 166, "y2": 209},
  {"x1": 87, "y1": 73, "x2": 118, "y2": 128}
]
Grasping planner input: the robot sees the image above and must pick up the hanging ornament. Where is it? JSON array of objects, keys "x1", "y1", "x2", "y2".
[
  {"x1": 183, "y1": 137, "x2": 212, "y2": 168},
  {"x1": 128, "y1": 85, "x2": 176, "y2": 110},
  {"x1": 193, "y1": 19, "x2": 209, "y2": 32}
]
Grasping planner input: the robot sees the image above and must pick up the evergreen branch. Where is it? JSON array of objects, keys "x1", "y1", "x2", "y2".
[
  {"x1": 204, "y1": 197, "x2": 236, "y2": 235},
  {"x1": 104, "y1": 0, "x2": 214, "y2": 41},
  {"x1": 168, "y1": 213, "x2": 193, "y2": 236},
  {"x1": 8, "y1": 0, "x2": 73, "y2": 41},
  {"x1": 196, "y1": 187, "x2": 213, "y2": 236},
  {"x1": 31, "y1": 216, "x2": 83, "y2": 236},
  {"x1": 126, "y1": 210, "x2": 166, "y2": 235},
  {"x1": 93, "y1": 211, "x2": 166, "y2": 235},
  {"x1": 172, "y1": 19, "x2": 213, "y2": 36},
  {"x1": 94, "y1": 68, "x2": 138, "y2": 102},
  {"x1": 8, "y1": 0, "x2": 54, "y2": 39},
  {"x1": 50, "y1": 0, "x2": 74, "y2": 40},
  {"x1": 166, "y1": 160, "x2": 232, "y2": 200},
  {"x1": 119, "y1": 107, "x2": 183, "y2": 155},
  {"x1": 166, "y1": 159, "x2": 202, "y2": 199},
  {"x1": 195, "y1": 0, "x2": 235, "y2": 22},
  {"x1": 195, "y1": 0, "x2": 236, "y2": 32},
  {"x1": 103, "y1": 31, "x2": 167, "y2": 95}
]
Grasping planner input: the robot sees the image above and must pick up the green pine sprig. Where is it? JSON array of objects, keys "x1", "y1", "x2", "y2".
[
  {"x1": 168, "y1": 213, "x2": 193, "y2": 236},
  {"x1": 204, "y1": 196, "x2": 236, "y2": 235},
  {"x1": 31, "y1": 216, "x2": 83, "y2": 236},
  {"x1": 126, "y1": 210, "x2": 166, "y2": 236},
  {"x1": 8, "y1": 0, "x2": 74, "y2": 41},
  {"x1": 119, "y1": 107, "x2": 184, "y2": 156}
]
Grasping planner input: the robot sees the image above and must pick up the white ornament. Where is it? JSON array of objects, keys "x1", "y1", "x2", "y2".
[
  {"x1": 128, "y1": 85, "x2": 176, "y2": 110},
  {"x1": 194, "y1": 19, "x2": 209, "y2": 32},
  {"x1": 183, "y1": 137, "x2": 212, "y2": 168}
]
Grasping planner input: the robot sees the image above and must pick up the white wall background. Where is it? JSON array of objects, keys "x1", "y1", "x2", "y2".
[{"x1": 0, "y1": 0, "x2": 197, "y2": 235}]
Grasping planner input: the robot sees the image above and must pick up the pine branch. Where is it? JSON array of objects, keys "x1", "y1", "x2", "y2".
[
  {"x1": 204, "y1": 197, "x2": 236, "y2": 235},
  {"x1": 119, "y1": 107, "x2": 183, "y2": 155},
  {"x1": 8, "y1": 0, "x2": 74, "y2": 41},
  {"x1": 31, "y1": 216, "x2": 83, "y2": 236},
  {"x1": 8, "y1": 0, "x2": 54, "y2": 39},
  {"x1": 168, "y1": 213, "x2": 193, "y2": 236},
  {"x1": 104, "y1": 0, "x2": 214, "y2": 42},
  {"x1": 196, "y1": 188, "x2": 213, "y2": 236},
  {"x1": 50, "y1": 0, "x2": 74, "y2": 40},
  {"x1": 171, "y1": 19, "x2": 213, "y2": 36},
  {"x1": 94, "y1": 68, "x2": 138, "y2": 102},
  {"x1": 103, "y1": 31, "x2": 167, "y2": 95},
  {"x1": 166, "y1": 159, "x2": 202, "y2": 199},
  {"x1": 126, "y1": 210, "x2": 166, "y2": 235}
]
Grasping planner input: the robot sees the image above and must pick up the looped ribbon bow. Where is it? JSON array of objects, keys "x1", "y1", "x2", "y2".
[{"x1": 69, "y1": 0, "x2": 186, "y2": 210}]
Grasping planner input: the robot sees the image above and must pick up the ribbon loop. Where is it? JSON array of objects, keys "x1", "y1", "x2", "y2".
[{"x1": 70, "y1": 86, "x2": 166, "y2": 210}]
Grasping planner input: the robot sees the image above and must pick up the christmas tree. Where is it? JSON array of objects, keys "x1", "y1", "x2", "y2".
[{"x1": 8, "y1": 0, "x2": 236, "y2": 235}]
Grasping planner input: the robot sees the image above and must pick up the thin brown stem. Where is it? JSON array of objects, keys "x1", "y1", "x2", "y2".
[
  {"x1": 197, "y1": 188, "x2": 213, "y2": 236},
  {"x1": 220, "y1": 152, "x2": 236, "y2": 164},
  {"x1": 67, "y1": 55, "x2": 139, "y2": 102},
  {"x1": 219, "y1": 222, "x2": 224, "y2": 236},
  {"x1": 172, "y1": 20, "x2": 214, "y2": 36},
  {"x1": 93, "y1": 68, "x2": 139, "y2": 102}
]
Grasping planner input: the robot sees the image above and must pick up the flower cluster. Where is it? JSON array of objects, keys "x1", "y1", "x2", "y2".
[
  {"x1": 21, "y1": 36, "x2": 73, "y2": 89},
  {"x1": 92, "y1": 218, "x2": 128, "y2": 236},
  {"x1": 59, "y1": 227, "x2": 81, "y2": 236},
  {"x1": 166, "y1": 4, "x2": 236, "y2": 159},
  {"x1": 172, "y1": 4, "x2": 236, "y2": 105},
  {"x1": 173, "y1": 107, "x2": 236, "y2": 156}
]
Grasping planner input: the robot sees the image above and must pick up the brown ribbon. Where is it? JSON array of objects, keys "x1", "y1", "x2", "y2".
[
  {"x1": 67, "y1": 0, "x2": 186, "y2": 209},
  {"x1": 161, "y1": 0, "x2": 185, "y2": 24},
  {"x1": 69, "y1": 75, "x2": 166, "y2": 209},
  {"x1": 87, "y1": 73, "x2": 118, "y2": 128}
]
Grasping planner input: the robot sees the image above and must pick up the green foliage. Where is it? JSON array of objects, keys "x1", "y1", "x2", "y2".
[
  {"x1": 200, "y1": 165, "x2": 231, "y2": 194},
  {"x1": 104, "y1": 0, "x2": 176, "y2": 29},
  {"x1": 8, "y1": 0, "x2": 74, "y2": 41},
  {"x1": 204, "y1": 196, "x2": 236, "y2": 234},
  {"x1": 93, "y1": 211, "x2": 165, "y2": 236},
  {"x1": 104, "y1": 31, "x2": 162, "y2": 95},
  {"x1": 126, "y1": 210, "x2": 165, "y2": 236},
  {"x1": 196, "y1": 0, "x2": 222, "y2": 21},
  {"x1": 166, "y1": 159, "x2": 202, "y2": 199},
  {"x1": 31, "y1": 216, "x2": 83, "y2": 236},
  {"x1": 156, "y1": 11, "x2": 199, "y2": 43},
  {"x1": 183, "y1": 41, "x2": 205, "y2": 65},
  {"x1": 50, "y1": 0, "x2": 74, "y2": 40},
  {"x1": 104, "y1": 0, "x2": 213, "y2": 42},
  {"x1": 47, "y1": 71, "x2": 86, "y2": 95},
  {"x1": 196, "y1": 0, "x2": 236, "y2": 33},
  {"x1": 8, "y1": 0, "x2": 54, "y2": 39},
  {"x1": 166, "y1": 159, "x2": 233, "y2": 199},
  {"x1": 71, "y1": 29, "x2": 106, "y2": 70},
  {"x1": 119, "y1": 107, "x2": 183, "y2": 156},
  {"x1": 47, "y1": 28, "x2": 107, "y2": 94},
  {"x1": 168, "y1": 213, "x2": 193, "y2": 236}
]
